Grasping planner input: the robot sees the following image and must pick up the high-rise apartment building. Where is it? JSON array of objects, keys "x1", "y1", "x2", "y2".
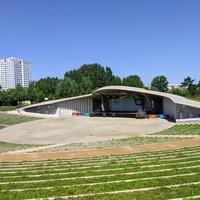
[{"x1": 0, "y1": 57, "x2": 32, "y2": 90}]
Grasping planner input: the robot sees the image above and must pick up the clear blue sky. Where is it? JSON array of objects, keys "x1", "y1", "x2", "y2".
[{"x1": 0, "y1": 0, "x2": 200, "y2": 85}]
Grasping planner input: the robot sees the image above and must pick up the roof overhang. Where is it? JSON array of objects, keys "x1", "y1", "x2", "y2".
[{"x1": 93, "y1": 86, "x2": 200, "y2": 109}]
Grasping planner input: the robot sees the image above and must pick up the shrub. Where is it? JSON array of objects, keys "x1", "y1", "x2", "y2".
[
  {"x1": 90, "y1": 111, "x2": 95, "y2": 117},
  {"x1": 136, "y1": 110, "x2": 147, "y2": 119}
]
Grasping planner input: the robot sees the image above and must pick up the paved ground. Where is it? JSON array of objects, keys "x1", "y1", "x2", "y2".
[
  {"x1": 1, "y1": 115, "x2": 200, "y2": 162},
  {"x1": 0, "y1": 116, "x2": 174, "y2": 145}
]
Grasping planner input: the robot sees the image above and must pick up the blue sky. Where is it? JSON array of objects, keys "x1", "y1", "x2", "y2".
[{"x1": 0, "y1": 0, "x2": 200, "y2": 85}]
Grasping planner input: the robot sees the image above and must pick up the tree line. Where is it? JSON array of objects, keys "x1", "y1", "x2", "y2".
[{"x1": 0, "y1": 63, "x2": 200, "y2": 106}]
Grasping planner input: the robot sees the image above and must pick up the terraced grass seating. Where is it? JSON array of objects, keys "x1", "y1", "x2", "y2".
[
  {"x1": 0, "y1": 146, "x2": 200, "y2": 199},
  {"x1": 153, "y1": 124, "x2": 200, "y2": 135}
]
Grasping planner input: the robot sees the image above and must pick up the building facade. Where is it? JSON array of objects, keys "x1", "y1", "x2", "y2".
[
  {"x1": 23, "y1": 86, "x2": 200, "y2": 122},
  {"x1": 0, "y1": 57, "x2": 32, "y2": 90}
]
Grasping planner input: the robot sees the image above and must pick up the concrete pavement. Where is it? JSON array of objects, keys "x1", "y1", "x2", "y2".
[{"x1": 0, "y1": 116, "x2": 174, "y2": 145}]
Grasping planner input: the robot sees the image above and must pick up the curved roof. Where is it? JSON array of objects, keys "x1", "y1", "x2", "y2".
[
  {"x1": 93, "y1": 86, "x2": 200, "y2": 109},
  {"x1": 23, "y1": 86, "x2": 200, "y2": 111}
]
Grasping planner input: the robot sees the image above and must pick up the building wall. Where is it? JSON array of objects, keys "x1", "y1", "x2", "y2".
[
  {"x1": 176, "y1": 104, "x2": 200, "y2": 119},
  {"x1": 163, "y1": 97, "x2": 176, "y2": 119},
  {"x1": 25, "y1": 98, "x2": 93, "y2": 117},
  {"x1": 0, "y1": 57, "x2": 32, "y2": 90},
  {"x1": 56, "y1": 98, "x2": 92, "y2": 117},
  {"x1": 109, "y1": 99, "x2": 142, "y2": 111}
]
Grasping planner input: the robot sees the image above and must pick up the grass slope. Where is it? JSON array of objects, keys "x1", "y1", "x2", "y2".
[
  {"x1": 0, "y1": 141, "x2": 45, "y2": 153},
  {"x1": 0, "y1": 113, "x2": 41, "y2": 125},
  {"x1": 0, "y1": 146, "x2": 199, "y2": 199},
  {"x1": 153, "y1": 124, "x2": 200, "y2": 135}
]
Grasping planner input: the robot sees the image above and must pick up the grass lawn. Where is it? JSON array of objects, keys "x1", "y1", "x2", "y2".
[
  {"x1": 0, "y1": 141, "x2": 46, "y2": 153},
  {"x1": 0, "y1": 106, "x2": 18, "y2": 112},
  {"x1": 0, "y1": 113, "x2": 41, "y2": 125}
]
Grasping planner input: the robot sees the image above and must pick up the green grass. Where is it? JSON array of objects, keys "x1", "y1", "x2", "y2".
[
  {"x1": 0, "y1": 146, "x2": 199, "y2": 199},
  {"x1": 0, "y1": 113, "x2": 41, "y2": 126},
  {"x1": 0, "y1": 141, "x2": 46, "y2": 153},
  {"x1": 153, "y1": 124, "x2": 200, "y2": 135},
  {"x1": 35, "y1": 137, "x2": 188, "y2": 153},
  {"x1": 0, "y1": 106, "x2": 18, "y2": 112}
]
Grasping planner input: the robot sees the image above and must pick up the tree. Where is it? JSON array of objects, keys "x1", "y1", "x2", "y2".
[
  {"x1": 122, "y1": 75, "x2": 144, "y2": 88},
  {"x1": 55, "y1": 77, "x2": 79, "y2": 98},
  {"x1": 79, "y1": 76, "x2": 93, "y2": 95},
  {"x1": 197, "y1": 81, "x2": 200, "y2": 90},
  {"x1": 64, "y1": 63, "x2": 109, "y2": 92},
  {"x1": 37, "y1": 91, "x2": 45, "y2": 102},
  {"x1": 105, "y1": 67, "x2": 114, "y2": 86},
  {"x1": 181, "y1": 76, "x2": 198, "y2": 96},
  {"x1": 181, "y1": 76, "x2": 195, "y2": 88},
  {"x1": 167, "y1": 88, "x2": 189, "y2": 97},
  {"x1": 151, "y1": 76, "x2": 169, "y2": 92},
  {"x1": 12, "y1": 83, "x2": 27, "y2": 104},
  {"x1": 26, "y1": 82, "x2": 38, "y2": 103},
  {"x1": 112, "y1": 76, "x2": 122, "y2": 85},
  {"x1": 35, "y1": 77, "x2": 60, "y2": 98}
]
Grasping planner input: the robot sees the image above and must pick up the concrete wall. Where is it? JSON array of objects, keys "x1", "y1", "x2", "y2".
[
  {"x1": 25, "y1": 104, "x2": 57, "y2": 115},
  {"x1": 56, "y1": 98, "x2": 92, "y2": 117},
  {"x1": 25, "y1": 98, "x2": 93, "y2": 117},
  {"x1": 176, "y1": 104, "x2": 200, "y2": 119},
  {"x1": 163, "y1": 97, "x2": 176, "y2": 119}
]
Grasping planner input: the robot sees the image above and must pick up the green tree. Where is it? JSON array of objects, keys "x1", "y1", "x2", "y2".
[
  {"x1": 37, "y1": 91, "x2": 45, "y2": 102},
  {"x1": 55, "y1": 77, "x2": 79, "y2": 98},
  {"x1": 35, "y1": 77, "x2": 60, "y2": 98},
  {"x1": 112, "y1": 76, "x2": 122, "y2": 85},
  {"x1": 65, "y1": 63, "x2": 108, "y2": 91},
  {"x1": 105, "y1": 67, "x2": 114, "y2": 86},
  {"x1": 167, "y1": 88, "x2": 189, "y2": 97},
  {"x1": 122, "y1": 75, "x2": 144, "y2": 88},
  {"x1": 0, "y1": 90, "x2": 9, "y2": 106},
  {"x1": 79, "y1": 76, "x2": 93, "y2": 95},
  {"x1": 26, "y1": 82, "x2": 38, "y2": 103},
  {"x1": 181, "y1": 76, "x2": 195, "y2": 88},
  {"x1": 12, "y1": 84, "x2": 27, "y2": 104},
  {"x1": 151, "y1": 76, "x2": 169, "y2": 92},
  {"x1": 181, "y1": 76, "x2": 198, "y2": 96}
]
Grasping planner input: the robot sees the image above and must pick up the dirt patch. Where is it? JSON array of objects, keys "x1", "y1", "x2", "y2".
[{"x1": 0, "y1": 137, "x2": 199, "y2": 162}]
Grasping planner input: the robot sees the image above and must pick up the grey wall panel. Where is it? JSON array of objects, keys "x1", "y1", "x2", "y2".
[
  {"x1": 25, "y1": 98, "x2": 93, "y2": 117},
  {"x1": 163, "y1": 97, "x2": 176, "y2": 119},
  {"x1": 55, "y1": 98, "x2": 93, "y2": 116}
]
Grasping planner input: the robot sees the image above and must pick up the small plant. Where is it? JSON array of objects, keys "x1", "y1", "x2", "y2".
[
  {"x1": 103, "y1": 113, "x2": 106, "y2": 117},
  {"x1": 90, "y1": 111, "x2": 95, "y2": 117},
  {"x1": 112, "y1": 113, "x2": 115, "y2": 117},
  {"x1": 136, "y1": 109, "x2": 147, "y2": 119},
  {"x1": 146, "y1": 114, "x2": 150, "y2": 119}
]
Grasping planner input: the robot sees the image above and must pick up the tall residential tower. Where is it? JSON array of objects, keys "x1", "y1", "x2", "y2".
[{"x1": 0, "y1": 57, "x2": 32, "y2": 90}]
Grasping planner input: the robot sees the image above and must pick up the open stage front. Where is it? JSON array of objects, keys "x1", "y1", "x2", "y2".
[{"x1": 94, "y1": 111, "x2": 137, "y2": 118}]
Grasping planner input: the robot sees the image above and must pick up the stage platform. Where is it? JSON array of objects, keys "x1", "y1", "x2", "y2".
[{"x1": 94, "y1": 111, "x2": 137, "y2": 118}]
